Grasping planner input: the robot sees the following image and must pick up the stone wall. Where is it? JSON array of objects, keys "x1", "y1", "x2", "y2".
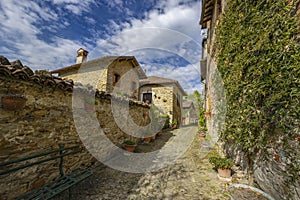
[
  {"x1": 0, "y1": 59, "x2": 150, "y2": 199},
  {"x1": 201, "y1": 1, "x2": 300, "y2": 199},
  {"x1": 139, "y1": 85, "x2": 174, "y2": 123},
  {"x1": 223, "y1": 141, "x2": 300, "y2": 200},
  {"x1": 139, "y1": 84, "x2": 184, "y2": 126}
]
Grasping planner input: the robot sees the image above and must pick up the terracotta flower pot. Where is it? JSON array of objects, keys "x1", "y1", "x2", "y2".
[
  {"x1": 157, "y1": 131, "x2": 163, "y2": 136},
  {"x1": 2, "y1": 96, "x2": 27, "y2": 111},
  {"x1": 124, "y1": 144, "x2": 136, "y2": 152},
  {"x1": 218, "y1": 168, "x2": 231, "y2": 178},
  {"x1": 144, "y1": 137, "x2": 151, "y2": 143},
  {"x1": 198, "y1": 132, "x2": 206, "y2": 137}
]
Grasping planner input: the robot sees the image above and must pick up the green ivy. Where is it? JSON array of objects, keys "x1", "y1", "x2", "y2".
[{"x1": 216, "y1": 0, "x2": 300, "y2": 180}]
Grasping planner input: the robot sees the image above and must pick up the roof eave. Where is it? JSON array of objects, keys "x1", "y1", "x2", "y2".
[{"x1": 200, "y1": 0, "x2": 214, "y2": 28}]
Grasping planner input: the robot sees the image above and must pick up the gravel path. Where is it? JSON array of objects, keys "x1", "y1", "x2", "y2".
[{"x1": 54, "y1": 125, "x2": 253, "y2": 200}]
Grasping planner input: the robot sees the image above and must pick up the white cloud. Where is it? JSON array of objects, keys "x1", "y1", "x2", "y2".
[
  {"x1": 99, "y1": 0, "x2": 133, "y2": 16},
  {"x1": 65, "y1": 4, "x2": 81, "y2": 15},
  {"x1": 0, "y1": 0, "x2": 57, "y2": 38},
  {"x1": 87, "y1": 0, "x2": 202, "y2": 92},
  {"x1": 0, "y1": 0, "x2": 85, "y2": 69},
  {"x1": 0, "y1": 0, "x2": 202, "y2": 92},
  {"x1": 50, "y1": 0, "x2": 96, "y2": 15},
  {"x1": 141, "y1": 62, "x2": 202, "y2": 94},
  {"x1": 89, "y1": 0, "x2": 201, "y2": 57},
  {"x1": 85, "y1": 16, "x2": 96, "y2": 25},
  {"x1": 0, "y1": 0, "x2": 99, "y2": 69},
  {"x1": 52, "y1": 0, "x2": 81, "y2": 3}
]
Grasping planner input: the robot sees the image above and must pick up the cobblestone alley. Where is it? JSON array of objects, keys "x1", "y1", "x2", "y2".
[{"x1": 54, "y1": 126, "x2": 260, "y2": 200}]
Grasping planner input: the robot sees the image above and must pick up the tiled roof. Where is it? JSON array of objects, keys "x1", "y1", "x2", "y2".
[
  {"x1": 0, "y1": 56, "x2": 73, "y2": 91},
  {"x1": 182, "y1": 101, "x2": 193, "y2": 108},
  {"x1": 0, "y1": 56, "x2": 150, "y2": 108},
  {"x1": 139, "y1": 76, "x2": 187, "y2": 95},
  {"x1": 139, "y1": 76, "x2": 178, "y2": 85},
  {"x1": 51, "y1": 56, "x2": 147, "y2": 79},
  {"x1": 199, "y1": 0, "x2": 215, "y2": 28}
]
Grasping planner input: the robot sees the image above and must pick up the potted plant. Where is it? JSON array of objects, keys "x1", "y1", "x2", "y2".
[
  {"x1": 2, "y1": 90, "x2": 27, "y2": 111},
  {"x1": 209, "y1": 156, "x2": 234, "y2": 178},
  {"x1": 84, "y1": 98, "x2": 99, "y2": 111},
  {"x1": 171, "y1": 119, "x2": 177, "y2": 129},
  {"x1": 144, "y1": 136, "x2": 152, "y2": 143},
  {"x1": 143, "y1": 129, "x2": 153, "y2": 143},
  {"x1": 157, "y1": 130, "x2": 163, "y2": 136},
  {"x1": 123, "y1": 140, "x2": 137, "y2": 152},
  {"x1": 197, "y1": 129, "x2": 206, "y2": 137}
]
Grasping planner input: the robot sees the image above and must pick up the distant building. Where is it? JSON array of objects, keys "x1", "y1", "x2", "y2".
[
  {"x1": 51, "y1": 48, "x2": 147, "y2": 100},
  {"x1": 181, "y1": 101, "x2": 198, "y2": 126},
  {"x1": 51, "y1": 49, "x2": 187, "y2": 125},
  {"x1": 139, "y1": 76, "x2": 187, "y2": 126}
]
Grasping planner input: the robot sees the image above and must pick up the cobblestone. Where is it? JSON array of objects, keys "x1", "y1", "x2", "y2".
[{"x1": 54, "y1": 126, "x2": 250, "y2": 199}]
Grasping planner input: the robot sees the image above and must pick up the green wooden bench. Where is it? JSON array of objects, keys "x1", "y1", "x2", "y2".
[{"x1": 0, "y1": 144, "x2": 93, "y2": 200}]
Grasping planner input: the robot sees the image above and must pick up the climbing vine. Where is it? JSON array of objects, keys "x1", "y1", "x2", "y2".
[{"x1": 216, "y1": 0, "x2": 300, "y2": 180}]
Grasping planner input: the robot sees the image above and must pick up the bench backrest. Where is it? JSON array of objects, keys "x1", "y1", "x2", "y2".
[{"x1": 0, "y1": 144, "x2": 81, "y2": 176}]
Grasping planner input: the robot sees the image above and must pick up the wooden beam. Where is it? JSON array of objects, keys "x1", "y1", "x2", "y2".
[{"x1": 202, "y1": 15, "x2": 213, "y2": 23}]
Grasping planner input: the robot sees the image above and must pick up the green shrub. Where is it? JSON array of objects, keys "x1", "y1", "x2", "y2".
[
  {"x1": 209, "y1": 157, "x2": 234, "y2": 169},
  {"x1": 124, "y1": 140, "x2": 136, "y2": 145},
  {"x1": 216, "y1": 0, "x2": 300, "y2": 176}
]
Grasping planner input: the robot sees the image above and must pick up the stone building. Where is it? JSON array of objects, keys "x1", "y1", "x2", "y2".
[
  {"x1": 181, "y1": 101, "x2": 198, "y2": 126},
  {"x1": 199, "y1": 0, "x2": 224, "y2": 113},
  {"x1": 139, "y1": 76, "x2": 186, "y2": 127},
  {"x1": 0, "y1": 56, "x2": 151, "y2": 199},
  {"x1": 200, "y1": 1, "x2": 300, "y2": 199},
  {"x1": 51, "y1": 48, "x2": 147, "y2": 100},
  {"x1": 51, "y1": 49, "x2": 187, "y2": 126}
]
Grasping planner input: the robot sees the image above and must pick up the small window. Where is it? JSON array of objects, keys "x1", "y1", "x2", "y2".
[
  {"x1": 113, "y1": 73, "x2": 120, "y2": 86},
  {"x1": 143, "y1": 93, "x2": 152, "y2": 104}
]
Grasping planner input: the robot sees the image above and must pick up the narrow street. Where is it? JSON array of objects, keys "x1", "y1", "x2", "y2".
[{"x1": 54, "y1": 126, "x2": 249, "y2": 200}]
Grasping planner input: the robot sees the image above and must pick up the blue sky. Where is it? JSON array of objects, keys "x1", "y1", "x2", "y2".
[{"x1": 0, "y1": 0, "x2": 203, "y2": 94}]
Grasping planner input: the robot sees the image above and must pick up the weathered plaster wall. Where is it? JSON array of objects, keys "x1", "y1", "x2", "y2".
[
  {"x1": 59, "y1": 59, "x2": 140, "y2": 100},
  {"x1": 62, "y1": 68, "x2": 108, "y2": 92},
  {"x1": 139, "y1": 85, "x2": 174, "y2": 123},
  {"x1": 0, "y1": 60, "x2": 150, "y2": 199},
  {"x1": 139, "y1": 84, "x2": 184, "y2": 126},
  {"x1": 107, "y1": 60, "x2": 139, "y2": 99},
  {"x1": 172, "y1": 85, "x2": 184, "y2": 126}
]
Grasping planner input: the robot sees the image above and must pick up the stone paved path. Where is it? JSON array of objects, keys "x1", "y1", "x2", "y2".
[{"x1": 55, "y1": 126, "x2": 249, "y2": 200}]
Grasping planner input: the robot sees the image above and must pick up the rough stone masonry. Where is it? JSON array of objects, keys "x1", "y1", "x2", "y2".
[{"x1": 0, "y1": 57, "x2": 150, "y2": 199}]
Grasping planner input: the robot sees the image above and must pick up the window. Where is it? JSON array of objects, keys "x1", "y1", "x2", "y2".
[
  {"x1": 113, "y1": 73, "x2": 120, "y2": 86},
  {"x1": 142, "y1": 93, "x2": 152, "y2": 104}
]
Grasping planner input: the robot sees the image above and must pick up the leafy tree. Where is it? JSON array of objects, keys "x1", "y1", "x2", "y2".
[{"x1": 187, "y1": 90, "x2": 205, "y2": 128}]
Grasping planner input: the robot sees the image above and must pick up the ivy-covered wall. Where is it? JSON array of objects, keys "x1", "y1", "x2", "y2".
[{"x1": 216, "y1": 0, "x2": 299, "y2": 199}]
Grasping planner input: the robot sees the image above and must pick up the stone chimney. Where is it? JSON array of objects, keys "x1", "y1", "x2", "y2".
[{"x1": 76, "y1": 48, "x2": 88, "y2": 64}]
